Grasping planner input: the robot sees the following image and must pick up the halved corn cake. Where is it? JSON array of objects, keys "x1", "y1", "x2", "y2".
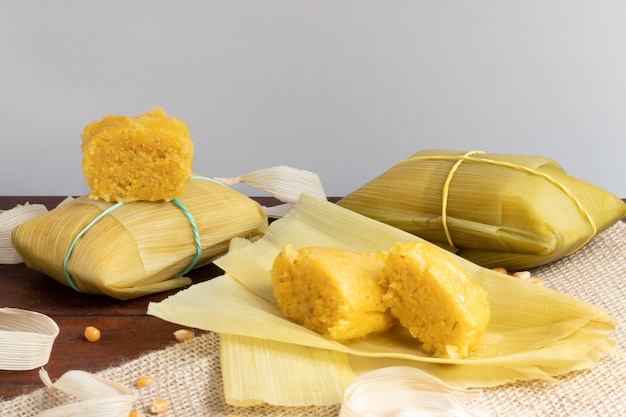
[
  {"x1": 271, "y1": 244, "x2": 393, "y2": 342},
  {"x1": 381, "y1": 241, "x2": 490, "y2": 359}
]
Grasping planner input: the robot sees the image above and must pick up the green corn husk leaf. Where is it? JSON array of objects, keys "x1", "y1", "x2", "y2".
[
  {"x1": 337, "y1": 149, "x2": 626, "y2": 270},
  {"x1": 11, "y1": 177, "x2": 268, "y2": 299},
  {"x1": 148, "y1": 194, "x2": 619, "y2": 406}
]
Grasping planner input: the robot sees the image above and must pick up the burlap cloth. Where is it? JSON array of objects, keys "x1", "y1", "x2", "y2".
[{"x1": 1, "y1": 221, "x2": 624, "y2": 417}]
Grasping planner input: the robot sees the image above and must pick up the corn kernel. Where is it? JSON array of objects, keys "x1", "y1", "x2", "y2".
[
  {"x1": 136, "y1": 375, "x2": 155, "y2": 388},
  {"x1": 174, "y1": 329, "x2": 194, "y2": 343},
  {"x1": 129, "y1": 410, "x2": 146, "y2": 417},
  {"x1": 528, "y1": 277, "x2": 545, "y2": 286},
  {"x1": 492, "y1": 267, "x2": 508, "y2": 274},
  {"x1": 84, "y1": 326, "x2": 101, "y2": 342},
  {"x1": 512, "y1": 271, "x2": 532, "y2": 280},
  {"x1": 149, "y1": 398, "x2": 169, "y2": 414}
]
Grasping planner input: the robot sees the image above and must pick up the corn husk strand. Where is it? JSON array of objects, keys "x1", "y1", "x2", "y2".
[
  {"x1": 148, "y1": 194, "x2": 619, "y2": 406},
  {"x1": 339, "y1": 367, "x2": 488, "y2": 417},
  {"x1": 12, "y1": 177, "x2": 268, "y2": 299},
  {"x1": 215, "y1": 165, "x2": 327, "y2": 218},
  {"x1": 37, "y1": 369, "x2": 136, "y2": 417},
  {"x1": 0, "y1": 203, "x2": 48, "y2": 264},
  {"x1": 337, "y1": 150, "x2": 626, "y2": 270},
  {"x1": 0, "y1": 308, "x2": 59, "y2": 371}
]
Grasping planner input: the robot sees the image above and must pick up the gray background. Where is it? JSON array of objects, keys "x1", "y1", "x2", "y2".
[{"x1": 2, "y1": 1, "x2": 625, "y2": 198}]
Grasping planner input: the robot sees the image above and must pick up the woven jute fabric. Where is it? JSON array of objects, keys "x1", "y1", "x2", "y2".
[{"x1": 1, "y1": 221, "x2": 624, "y2": 417}]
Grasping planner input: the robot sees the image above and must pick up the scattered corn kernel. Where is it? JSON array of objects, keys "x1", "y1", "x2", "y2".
[
  {"x1": 136, "y1": 375, "x2": 155, "y2": 388},
  {"x1": 512, "y1": 271, "x2": 532, "y2": 280},
  {"x1": 149, "y1": 398, "x2": 169, "y2": 414},
  {"x1": 174, "y1": 329, "x2": 194, "y2": 343},
  {"x1": 495, "y1": 268, "x2": 545, "y2": 286},
  {"x1": 129, "y1": 410, "x2": 146, "y2": 417},
  {"x1": 84, "y1": 326, "x2": 101, "y2": 342}
]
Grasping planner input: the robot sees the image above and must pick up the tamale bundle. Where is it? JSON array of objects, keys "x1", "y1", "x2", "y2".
[
  {"x1": 337, "y1": 149, "x2": 626, "y2": 270},
  {"x1": 11, "y1": 177, "x2": 268, "y2": 299},
  {"x1": 7, "y1": 107, "x2": 328, "y2": 300}
]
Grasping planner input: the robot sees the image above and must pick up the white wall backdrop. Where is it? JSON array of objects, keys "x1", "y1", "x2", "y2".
[{"x1": 2, "y1": 1, "x2": 625, "y2": 198}]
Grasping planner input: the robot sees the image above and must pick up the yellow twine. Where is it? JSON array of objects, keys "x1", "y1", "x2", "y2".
[{"x1": 440, "y1": 151, "x2": 485, "y2": 248}]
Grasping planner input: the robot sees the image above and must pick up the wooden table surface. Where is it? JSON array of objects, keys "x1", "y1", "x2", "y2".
[{"x1": 1, "y1": 196, "x2": 624, "y2": 400}]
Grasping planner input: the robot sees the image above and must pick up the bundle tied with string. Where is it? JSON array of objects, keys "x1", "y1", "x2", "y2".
[
  {"x1": 337, "y1": 149, "x2": 626, "y2": 270},
  {"x1": 11, "y1": 176, "x2": 268, "y2": 299},
  {"x1": 8, "y1": 107, "x2": 328, "y2": 300}
]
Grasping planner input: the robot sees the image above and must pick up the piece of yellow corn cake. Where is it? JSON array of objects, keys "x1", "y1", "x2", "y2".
[
  {"x1": 381, "y1": 241, "x2": 490, "y2": 359},
  {"x1": 271, "y1": 244, "x2": 393, "y2": 342},
  {"x1": 81, "y1": 106, "x2": 194, "y2": 203}
]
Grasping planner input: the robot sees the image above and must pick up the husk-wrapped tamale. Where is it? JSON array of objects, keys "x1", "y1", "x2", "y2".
[
  {"x1": 337, "y1": 149, "x2": 626, "y2": 270},
  {"x1": 11, "y1": 177, "x2": 268, "y2": 299}
]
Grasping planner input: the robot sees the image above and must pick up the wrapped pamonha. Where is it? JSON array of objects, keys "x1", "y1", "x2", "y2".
[
  {"x1": 337, "y1": 149, "x2": 626, "y2": 270},
  {"x1": 81, "y1": 106, "x2": 194, "y2": 203}
]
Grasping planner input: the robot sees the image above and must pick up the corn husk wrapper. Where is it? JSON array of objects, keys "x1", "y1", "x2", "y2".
[
  {"x1": 11, "y1": 177, "x2": 268, "y2": 299},
  {"x1": 37, "y1": 369, "x2": 136, "y2": 417},
  {"x1": 148, "y1": 194, "x2": 619, "y2": 406},
  {"x1": 0, "y1": 308, "x2": 59, "y2": 370},
  {"x1": 337, "y1": 149, "x2": 626, "y2": 270}
]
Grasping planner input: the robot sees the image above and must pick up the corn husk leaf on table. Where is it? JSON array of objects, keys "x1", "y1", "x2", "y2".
[
  {"x1": 36, "y1": 369, "x2": 136, "y2": 417},
  {"x1": 337, "y1": 149, "x2": 626, "y2": 270},
  {"x1": 148, "y1": 194, "x2": 619, "y2": 407},
  {"x1": 0, "y1": 202, "x2": 49, "y2": 264}
]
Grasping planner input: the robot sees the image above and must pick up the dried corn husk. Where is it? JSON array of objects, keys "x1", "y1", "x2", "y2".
[
  {"x1": 148, "y1": 194, "x2": 619, "y2": 406},
  {"x1": 337, "y1": 149, "x2": 626, "y2": 269},
  {"x1": 0, "y1": 203, "x2": 48, "y2": 264},
  {"x1": 215, "y1": 165, "x2": 326, "y2": 218},
  {"x1": 339, "y1": 366, "x2": 487, "y2": 417},
  {"x1": 37, "y1": 369, "x2": 136, "y2": 417},
  {"x1": 11, "y1": 177, "x2": 268, "y2": 299},
  {"x1": 0, "y1": 308, "x2": 59, "y2": 370}
]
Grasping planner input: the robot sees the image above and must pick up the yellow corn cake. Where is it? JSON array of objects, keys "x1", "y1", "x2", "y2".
[
  {"x1": 381, "y1": 241, "x2": 490, "y2": 359},
  {"x1": 271, "y1": 244, "x2": 393, "y2": 342},
  {"x1": 81, "y1": 106, "x2": 194, "y2": 203}
]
